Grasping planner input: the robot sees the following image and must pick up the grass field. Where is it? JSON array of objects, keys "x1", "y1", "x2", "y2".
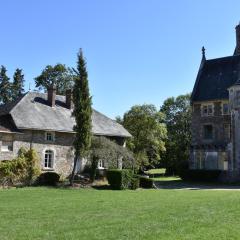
[{"x1": 1, "y1": 187, "x2": 240, "y2": 239}]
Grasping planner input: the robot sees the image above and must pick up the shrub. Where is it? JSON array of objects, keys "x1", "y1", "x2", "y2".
[
  {"x1": 37, "y1": 172, "x2": 60, "y2": 186},
  {"x1": 179, "y1": 169, "x2": 221, "y2": 182},
  {"x1": 0, "y1": 149, "x2": 40, "y2": 186},
  {"x1": 107, "y1": 169, "x2": 133, "y2": 190},
  {"x1": 139, "y1": 176, "x2": 154, "y2": 188},
  {"x1": 130, "y1": 176, "x2": 139, "y2": 190}
]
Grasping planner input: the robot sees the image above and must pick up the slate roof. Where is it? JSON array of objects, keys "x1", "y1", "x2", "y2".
[
  {"x1": 191, "y1": 54, "x2": 240, "y2": 102},
  {"x1": 0, "y1": 92, "x2": 131, "y2": 137},
  {"x1": 0, "y1": 115, "x2": 21, "y2": 133}
]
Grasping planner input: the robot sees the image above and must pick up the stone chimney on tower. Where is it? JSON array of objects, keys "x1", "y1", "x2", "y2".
[
  {"x1": 47, "y1": 85, "x2": 56, "y2": 107},
  {"x1": 234, "y1": 23, "x2": 240, "y2": 55}
]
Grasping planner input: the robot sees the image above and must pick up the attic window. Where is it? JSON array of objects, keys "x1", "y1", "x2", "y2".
[
  {"x1": 202, "y1": 104, "x2": 214, "y2": 116},
  {"x1": 45, "y1": 132, "x2": 55, "y2": 142}
]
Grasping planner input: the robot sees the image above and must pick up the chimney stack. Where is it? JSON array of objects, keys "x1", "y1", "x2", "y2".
[
  {"x1": 47, "y1": 85, "x2": 56, "y2": 107},
  {"x1": 66, "y1": 89, "x2": 73, "y2": 109},
  {"x1": 234, "y1": 24, "x2": 240, "y2": 55}
]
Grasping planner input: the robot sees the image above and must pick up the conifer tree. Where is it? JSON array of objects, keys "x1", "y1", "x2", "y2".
[
  {"x1": 70, "y1": 49, "x2": 92, "y2": 185},
  {"x1": 0, "y1": 66, "x2": 11, "y2": 104},
  {"x1": 12, "y1": 68, "x2": 25, "y2": 100}
]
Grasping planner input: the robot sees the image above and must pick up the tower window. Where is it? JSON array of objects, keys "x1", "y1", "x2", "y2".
[
  {"x1": 201, "y1": 104, "x2": 214, "y2": 116},
  {"x1": 203, "y1": 125, "x2": 213, "y2": 140}
]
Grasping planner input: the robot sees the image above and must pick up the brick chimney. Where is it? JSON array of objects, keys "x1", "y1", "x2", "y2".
[
  {"x1": 66, "y1": 89, "x2": 73, "y2": 109},
  {"x1": 234, "y1": 24, "x2": 240, "y2": 55},
  {"x1": 47, "y1": 85, "x2": 56, "y2": 107}
]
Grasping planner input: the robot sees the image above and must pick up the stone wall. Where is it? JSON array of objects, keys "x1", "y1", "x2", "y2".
[
  {"x1": 191, "y1": 101, "x2": 231, "y2": 170},
  {"x1": 192, "y1": 101, "x2": 231, "y2": 146},
  {"x1": 0, "y1": 131, "x2": 127, "y2": 177},
  {"x1": 0, "y1": 130, "x2": 75, "y2": 177}
]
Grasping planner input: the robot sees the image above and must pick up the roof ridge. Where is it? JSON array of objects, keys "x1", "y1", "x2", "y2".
[
  {"x1": 9, "y1": 92, "x2": 30, "y2": 115},
  {"x1": 206, "y1": 54, "x2": 240, "y2": 62}
]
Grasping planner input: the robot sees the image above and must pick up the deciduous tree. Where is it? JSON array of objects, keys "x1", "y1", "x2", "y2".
[
  {"x1": 35, "y1": 64, "x2": 75, "y2": 95},
  {"x1": 160, "y1": 94, "x2": 191, "y2": 175},
  {"x1": 119, "y1": 104, "x2": 167, "y2": 171}
]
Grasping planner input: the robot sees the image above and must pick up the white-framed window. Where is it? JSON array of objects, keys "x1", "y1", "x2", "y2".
[
  {"x1": 222, "y1": 103, "x2": 230, "y2": 115},
  {"x1": 98, "y1": 159, "x2": 104, "y2": 169},
  {"x1": 1, "y1": 141, "x2": 13, "y2": 152},
  {"x1": 45, "y1": 132, "x2": 55, "y2": 142},
  {"x1": 201, "y1": 104, "x2": 214, "y2": 116},
  {"x1": 44, "y1": 150, "x2": 54, "y2": 169}
]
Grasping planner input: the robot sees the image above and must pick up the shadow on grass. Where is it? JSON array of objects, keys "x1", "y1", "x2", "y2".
[
  {"x1": 92, "y1": 185, "x2": 112, "y2": 190},
  {"x1": 154, "y1": 179, "x2": 240, "y2": 190}
]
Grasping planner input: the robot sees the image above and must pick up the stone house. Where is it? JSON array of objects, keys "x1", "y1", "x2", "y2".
[
  {"x1": 0, "y1": 88, "x2": 131, "y2": 177},
  {"x1": 190, "y1": 24, "x2": 240, "y2": 180}
]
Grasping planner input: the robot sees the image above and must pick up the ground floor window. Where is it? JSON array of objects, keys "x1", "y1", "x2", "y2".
[
  {"x1": 44, "y1": 150, "x2": 54, "y2": 168},
  {"x1": 205, "y1": 152, "x2": 218, "y2": 169},
  {"x1": 98, "y1": 159, "x2": 104, "y2": 169},
  {"x1": 1, "y1": 141, "x2": 13, "y2": 152}
]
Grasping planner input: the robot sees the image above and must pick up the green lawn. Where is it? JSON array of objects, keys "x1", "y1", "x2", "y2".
[{"x1": 1, "y1": 187, "x2": 240, "y2": 240}]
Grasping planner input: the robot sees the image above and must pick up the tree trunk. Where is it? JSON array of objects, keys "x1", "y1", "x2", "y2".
[{"x1": 70, "y1": 155, "x2": 78, "y2": 186}]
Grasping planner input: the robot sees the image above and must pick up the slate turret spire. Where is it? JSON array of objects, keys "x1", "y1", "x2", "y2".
[{"x1": 234, "y1": 23, "x2": 240, "y2": 55}]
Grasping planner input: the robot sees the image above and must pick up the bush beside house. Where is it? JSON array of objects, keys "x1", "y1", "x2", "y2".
[{"x1": 0, "y1": 148, "x2": 41, "y2": 187}]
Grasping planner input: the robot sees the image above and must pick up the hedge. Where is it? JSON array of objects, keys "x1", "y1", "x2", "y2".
[
  {"x1": 106, "y1": 169, "x2": 133, "y2": 190},
  {"x1": 139, "y1": 176, "x2": 154, "y2": 188},
  {"x1": 179, "y1": 169, "x2": 221, "y2": 182}
]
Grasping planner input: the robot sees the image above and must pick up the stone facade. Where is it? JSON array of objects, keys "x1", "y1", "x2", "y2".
[
  {"x1": 190, "y1": 101, "x2": 231, "y2": 171},
  {"x1": 0, "y1": 130, "x2": 75, "y2": 177},
  {"x1": 0, "y1": 130, "x2": 126, "y2": 178}
]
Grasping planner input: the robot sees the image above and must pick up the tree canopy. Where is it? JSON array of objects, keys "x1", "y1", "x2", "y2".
[
  {"x1": 160, "y1": 93, "x2": 191, "y2": 174},
  {"x1": 35, "y1": 64, "x2": 76, "y2": 95},
  {"x1": 118, "y1": 104, "x2": 167, "y2": 170},
  {"x1": 12, "y1": 68, "x2": 25, "y2": 101}
]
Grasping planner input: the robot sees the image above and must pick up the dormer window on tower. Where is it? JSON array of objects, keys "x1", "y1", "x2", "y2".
[{"x1": 201, "y1": 103, "x2": 214, "y2": 116}]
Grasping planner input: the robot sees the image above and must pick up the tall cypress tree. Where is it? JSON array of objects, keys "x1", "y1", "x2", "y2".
[
  {"x1": 70, "y1": 49, "x2": 92, "y2": 185},
  {"x1": 12, "y1": 68, "x2": 25, "y2": 100},
  {"x1": 0, "y1": 66, "x2": 11, "y2": 104}
]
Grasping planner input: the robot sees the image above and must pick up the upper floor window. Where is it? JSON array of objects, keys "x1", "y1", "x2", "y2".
[
  {"x1": 222, "y1": 103, "x2": 230, "y2": 115},
  {"x1": 44, "y1": 150, "x2": 54, "y2": 169},
  {"x1": 45, "y1": 132, "x2": 55, "y2": 142},
  {"x1": 223, "y1": 124, "x2": 230, "y2": 140},
  {"x1": 1, "y1": 141, "x2": 13, "y2": 152},
  {"x1": 203, "y1": 125, "x2": 213, "y2": 140},
  {"x1": 202, "y1": 104, "x2": 214, "y2": 116}
]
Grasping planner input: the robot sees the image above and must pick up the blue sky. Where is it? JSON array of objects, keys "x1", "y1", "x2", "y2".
[{"x1": 1, "y1": 0, "x2": 240, "y2": 118}]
